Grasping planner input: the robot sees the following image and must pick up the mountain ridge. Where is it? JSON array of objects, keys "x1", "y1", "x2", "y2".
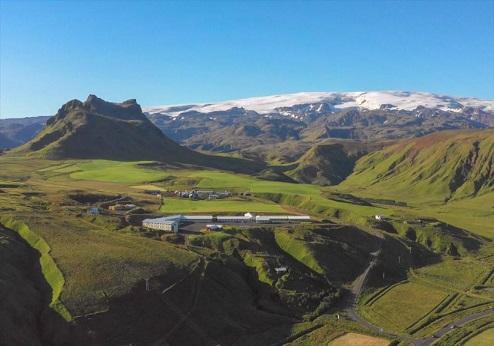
[
  {"x1": 341, "y1": 128, "x2": 494, "y2": 202},
  {"x1": 145, "y1": 90, "x2": 494, "y2": 118},
  {"x1": 8, "y1": 95, "x2": 263, "y2": 173}
]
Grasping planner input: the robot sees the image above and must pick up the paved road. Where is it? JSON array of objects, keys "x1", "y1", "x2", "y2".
[
  {"x1": 343, "y1": 248, "x2": 402, "y2": 339},
  {"x1": 412, "y1": 307, "x2": 494, "y2": 346},
  {"x1": 343, "y1": 246, "x2": 494, "y2": 346}
]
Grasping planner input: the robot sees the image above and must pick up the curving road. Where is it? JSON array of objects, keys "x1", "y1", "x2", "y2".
[
  {"x1": 343, "y1": 247, "x2": 494, "y2": 346},
  {"x1": 411, "y1": 307, "x2": 494, "y2": 346}
]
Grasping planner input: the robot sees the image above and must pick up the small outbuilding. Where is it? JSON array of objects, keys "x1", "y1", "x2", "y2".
[
  {"x1": 87, "y1": 207, "x2": 100, "y2": 215},
  {"x1": 206, "y1": 224, "x2": 223, "y2": 231},
  {"x1": 274, "y1": 267, "x2": 288, "y2": 273}
]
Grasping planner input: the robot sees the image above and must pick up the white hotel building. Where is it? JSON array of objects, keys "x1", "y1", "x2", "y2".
[{"x1": 142, "y1": 213, "x2": 310, "y2": 233}]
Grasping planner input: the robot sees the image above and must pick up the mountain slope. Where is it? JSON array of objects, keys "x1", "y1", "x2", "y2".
[
  {"x1": 341, "y1": 129, "x2": 494, "y2": 202},
  {"x1": 11, "y1": 96, "x2": 262, "y2": 172},
  {"x1": 0, "y1": 133, "x2": 17, "y2": 149},
  {"x1": 286, "y1": 139, "x2": 388, "y2": 185},
  {"x1": 144, "y1": 91, "x2": 493, "y2": 157},
  {"x1": 0, "y1": 116, "x2": 49, "y2": 149}
]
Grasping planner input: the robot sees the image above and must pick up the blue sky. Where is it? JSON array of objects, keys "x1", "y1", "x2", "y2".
[{"x1": 1, "y1": 0, "x2": 493, "y2": 118}]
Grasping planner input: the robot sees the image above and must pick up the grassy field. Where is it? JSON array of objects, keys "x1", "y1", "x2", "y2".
[
  {"x1": 360, "y1": 281, "x2": 448, "y2": 332},
  {"x1": 465, "y1": 328, "x2": 494, "y2": 346},
  {"x1": 161, "y1": 197, "x2": 286, "y2": 213},
  {"x1": 70, "y1": 160, "x2": 167, "y2": 183},
  {"x1": 413, "y1": 258, "x2": 490, "y2": 290},
  {"x1": 64, "y1": 159, "x2": 384, "y2": 217},
  {"x1": 42, "y1": 158, "x2": 494, "y2": 242},
  {"x1": 1, "y1": 155, "x2": 494, "y2": 343},
  {"x1": 329, "y1": 333, "x2": 389, "y2": 346},
  {"x1": 3, "y1": 213, "x2": 198, "y2": 316}
]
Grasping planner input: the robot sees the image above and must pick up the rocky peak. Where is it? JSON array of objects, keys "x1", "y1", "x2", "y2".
[{"x1": 83, "y1": 95, "x2": 143, "y2": 120}]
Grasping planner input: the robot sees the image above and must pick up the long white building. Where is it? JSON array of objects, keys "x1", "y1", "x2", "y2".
[
  {"x1": 142, "y1": 213, "x2": 311, "y2": 233},
  {"x1": 142, "y1": 217, "x2": 179, "y2": 232}
]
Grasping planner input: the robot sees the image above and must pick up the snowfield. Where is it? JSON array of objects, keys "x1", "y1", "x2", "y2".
[{"x1": 144, "y1": 91, "x2": 494, "y2": 117}]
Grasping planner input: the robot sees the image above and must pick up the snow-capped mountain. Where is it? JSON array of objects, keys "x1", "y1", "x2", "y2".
[
  {"x1": 144, "y1": 91, "x2": 494, "y2": 118},
  {"x1": 142, "y1": 91, "x2": 494, "y2": 158},
  {"x1": 2, "y1": 91, "x2": 493, "y2": 156}
]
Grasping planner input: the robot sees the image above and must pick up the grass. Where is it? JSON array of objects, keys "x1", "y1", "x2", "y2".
[
  {"x1": 329, "y1": 333, "x2": 389, "y2": 346},
  {"x1": 413, "y1": 258, "x2": 490, "y2": 291},
  {"x1": 242, "y1": 251, "x2": 274, "y2": 285},
  {"x1": 40, "y1": 217, "x2": 197, "y2": 316},
  {"x1": 70, "y1": 160, "x2": 167, "y2": 183},
  {"x1": 63, "y1": 159, "x2": 388, "y2": 222},
  {"x1": 433, "y1": 314, "x2": 494, "y2": 345},
  {"x1": 360, "y1": 281, "x2": 448, "y2": 333},
  {"x1": 284, "y1": 315, "x2": 387, "y2": 346},
  {"x1": 465, "y1": 328, "x2": 494, "y2": 346},
  {"x1": 1, "y1": 155, "x2": 494, "y2": 342},
  {"x1": 0, "y1": 216, "x2": 72, "y2": 321},
  {"x1": 187, "y1": 231, "x2": 236, "y2": 251},
  {"x1": 341, "y1": 130, "x2": 494, "y2": 204},
  {"x1": 161, "y1": 197, "x2": 285, "y2": 213},
  {"x1": 275, "y1": 229, "x2": 325, "y2": 275}
]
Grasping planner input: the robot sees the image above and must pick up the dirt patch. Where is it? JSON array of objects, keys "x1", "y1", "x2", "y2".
[{"x1": 329, "y1": 333, "x2": 389, "y2": 346}]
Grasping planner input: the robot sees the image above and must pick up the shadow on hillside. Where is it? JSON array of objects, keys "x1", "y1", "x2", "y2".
[
  {"x1": 75, "y1": 257, "x2": 299, "y2": 346},
  {"x1": 0, "y1": 225, "x2": 92, "y2": 346}
]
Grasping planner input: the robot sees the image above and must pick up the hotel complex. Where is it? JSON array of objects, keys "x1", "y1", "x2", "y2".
[{"x1": 142, "y1": 213, "x2": 311, "y2": 233}]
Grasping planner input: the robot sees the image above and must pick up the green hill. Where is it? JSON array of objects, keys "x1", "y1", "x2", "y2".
[
  {"x1": 11, "y1": 95, "x2": 262, "y2": 173},
  {"x1": 286, "y1": 139, "x2": 388, "y2": 185},
  {"x1": 342, "y1": 129, "x2": 494, "y2": 202},
  {"x1": 12, "y1": 95, "x2": 196, "y2": 161}
]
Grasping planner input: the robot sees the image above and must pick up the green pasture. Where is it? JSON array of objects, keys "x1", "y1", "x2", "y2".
[
  {"x1": 465, "y1": 328, "x2": 494, "y2": 346},
  {"x1": 69, "y1": 160, "x2": 167, "y2": 183},
  {"x1": 63, "y1": 159, "x2": 386, "y2": 221},
  {"x1": 413, "y1": 258, "x2": 490, "y2": 291},
  {"x1": 360, "y1": 281, "x2": 448, "y2": 332},
  {"x1": 46, "y1": 159, "x2": 493, "y2": 239},
  {"x1": 161, "y1": 197, "x2": 285, "y2": 213}
]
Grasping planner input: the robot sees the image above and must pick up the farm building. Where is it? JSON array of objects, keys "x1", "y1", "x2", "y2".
[
  {"x1": 108, "y1": 203, "x2": 137, "y2": 211},
  {"x1": 174, "y1": 189, "x2": 232, "y2": 200}
]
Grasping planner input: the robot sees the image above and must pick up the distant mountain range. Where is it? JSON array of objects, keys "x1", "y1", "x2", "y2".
[
  {"x1": 145, "y1": 91, "x2": 494, "y2": 160},
  {"x1": 145, "y1": 91, "x2": 494, "y2": 117},
  {"x1": 2, "y1": 91, "x2": 493, "y2": 163},
  {"x1": 0, "y1": 116, "x2": 50, "y2": 149}
]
